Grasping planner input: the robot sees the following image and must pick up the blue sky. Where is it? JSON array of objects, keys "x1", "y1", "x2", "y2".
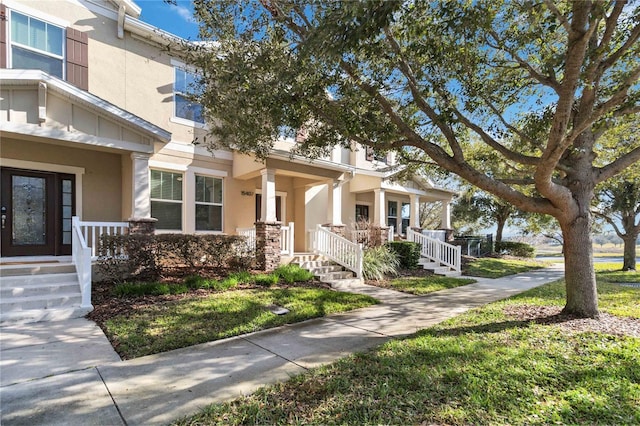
[{"x1": 136, "y1": 0, "x2": 200, "y2": 40}]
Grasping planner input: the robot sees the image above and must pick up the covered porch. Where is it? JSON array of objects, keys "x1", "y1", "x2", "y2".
[
  {"x1": 232, "y1": 150, "x2": 357, "y2": 254},
  {"x1": 348, "y1": 171, "x2": 455, "y2": 240}
]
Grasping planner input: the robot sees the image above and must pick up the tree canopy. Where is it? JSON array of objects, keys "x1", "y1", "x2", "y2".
[{"x1": 187, "y1": 0, "x2": 640, "y2": 317}]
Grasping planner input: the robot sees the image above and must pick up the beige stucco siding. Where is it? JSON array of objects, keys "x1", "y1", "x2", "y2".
[{"x1": 1, "y1": 138, "x2": 122, "y2": 221}]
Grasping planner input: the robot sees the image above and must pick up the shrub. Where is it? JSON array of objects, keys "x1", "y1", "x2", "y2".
[
  {"x1": 274, "y1": 264, "x2": 314, "y2": 283},
  {"x1": 363, "y1": 245, "x2": 400, "y2": 281},
  {"x1": 387, "y1": 241, "x2": 421, "y2": 269},
  {"x1": 254, "y1": 273, "x2": 280, "y2": 287},
  {"x1": 97, "y1": 233, "x2": 254, "y2": 282},
  {"x1": 494, "y1": 241, "x2": 535, "y2": 258}
]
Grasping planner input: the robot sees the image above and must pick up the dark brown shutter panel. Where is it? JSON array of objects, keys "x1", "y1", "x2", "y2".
[
  {"x1": 66, "y1": 28, "x2": 88, "y2": 90},
  {"x1": 0, "y1": 4, "x2": 7, "y2": 69}
]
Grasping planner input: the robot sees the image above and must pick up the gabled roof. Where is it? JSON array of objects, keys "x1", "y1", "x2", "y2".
[{"x1": 0, "y1": 69, "x2": 171, "y2": 143}]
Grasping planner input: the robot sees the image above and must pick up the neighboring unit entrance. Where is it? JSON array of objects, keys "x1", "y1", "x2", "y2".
[
  {"x1": 0, "y1": 168, "x2": 75, "y2": 256},
  {"x1": 255, "y1": 194, "x2": 282, "y2": 222}
]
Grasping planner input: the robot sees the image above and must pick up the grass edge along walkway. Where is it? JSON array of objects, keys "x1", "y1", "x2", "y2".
[{"x1": 174, "y1": 268, "x2": 639, "y2": 426}]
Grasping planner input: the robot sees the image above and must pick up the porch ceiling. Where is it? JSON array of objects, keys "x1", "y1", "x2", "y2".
[
  {"x1": 233, "y1": 152, "x2": 345, "y2": 181},
  {"x1": 350, "y1": 174, "x2": 454, "y2": 202}
]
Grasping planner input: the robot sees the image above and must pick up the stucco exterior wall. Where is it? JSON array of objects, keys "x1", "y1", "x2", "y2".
[{"x1": 1, "y1": 138, "x2": 122, "y2": 221}]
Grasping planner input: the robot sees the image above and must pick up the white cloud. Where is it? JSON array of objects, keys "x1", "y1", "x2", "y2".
[{"x1": 169, "y1": 3, "x2": 196, "y2": 24}]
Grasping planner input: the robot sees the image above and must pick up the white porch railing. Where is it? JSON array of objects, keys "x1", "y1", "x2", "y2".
[
  {"x1": 280, "y1": 222, "x2": 295, "y2": 256},
  {"x1": 237, "y1": 227, "x2": 257, "y2": 251},
  {"x1": 78, "y1": 220, "x2": 130, "y2": 259},
  {"x1": 71, "y1": 217, "x2": 95, "y2": 310},
  {"x1": 422, "y1": 229, "x2": 446, "y2": 241},
  {"x1": 350, "y1": 225, "x2": 394, "y2": 245},
  {"x1": 407, "y1": 228, "x2": 461, "y2": 272},
  {"x1": 236, "y1": 222, "x2": 295, "y2": 256},
  {"x1": 309, "y1": 225, "x2": 363, "y2": 278},
  {"x1": 72, "y1": 217, "x2": 130, "y2": 310}
]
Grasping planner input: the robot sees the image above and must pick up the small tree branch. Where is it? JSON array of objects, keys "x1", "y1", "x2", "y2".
[
  {"x1": 593, "y1": 210, "x2": 624, "y2": 238},
  {"x1": 595, "y1": 145, "x2": 640, "y2": 184},
  {"x1": 543, "y1": 0, "x2": 572, "y2": 33},
  {"x1": 488, "y1": 30, "x2": 561, "y2": 92}
]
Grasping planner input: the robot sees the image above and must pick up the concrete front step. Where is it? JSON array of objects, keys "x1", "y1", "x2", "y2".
[
  {"x1": 316, "y1": 270, "x2": 355, "y2": 281},
  {"x1": 0, "y1": 272, "x2": 79, "y2": 287},
  {"x1": 0, "y1": 281, "x2": 80, "y2": 298},
  {"x1": 1, "y1": 293, "x2": 83, "y2": 313},
  {"x1": 0, "y1": 306, "x2": 92, "y2": 326},
  {"x1": 0, "y1": 263, "x2": 76, "y2": 277},
  {"x1": 293, "y1": 260, "x2": 333, "y2": 269},
  {"x1": 304, "y1": 265, "x2": 344, "y2": 274},
  {"x1": 289, "y1": 254, "x2": 325, "y2": 263},
  {"x1": 0, "y1": 261, "x2": 85, "y2": 324}
]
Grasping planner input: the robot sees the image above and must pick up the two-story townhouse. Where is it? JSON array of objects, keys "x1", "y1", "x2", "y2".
[{"x1": 0, "y1": 0, "x2": 454, "y2": 261}]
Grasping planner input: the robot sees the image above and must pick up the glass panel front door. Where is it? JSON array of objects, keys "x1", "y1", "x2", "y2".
[
  {"x1": 1, "y1": 168, "x2": 74, "y2": 256},
  {"x1": 12, "y1": 175, "x2": 47, "y2": 245}
]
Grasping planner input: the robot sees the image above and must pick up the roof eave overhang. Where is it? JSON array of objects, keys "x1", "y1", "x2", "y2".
[{"x1": 0, "y1": 69, "x2": 171, "y2": 143}]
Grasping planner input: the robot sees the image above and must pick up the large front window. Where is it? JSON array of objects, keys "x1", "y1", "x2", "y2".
[
  {"x1": 174, "y1": 67, "x2": 204, "y2": 124},
  {"x1": 195, "y1": 175, "x2": 223, "y2": 231},
  {"x1": 151, "y1": 170, "x2": 183, "y2": 230},
  {"x1": 10, "y1": 11, "x2": 64, "y2": 78}
]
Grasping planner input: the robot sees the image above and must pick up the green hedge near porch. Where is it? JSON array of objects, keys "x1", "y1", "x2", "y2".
[
  {"x1": 97, "y1": 233, "x2": 254, "y2": 282},
  {"x1": 387, "y1": 241, "x2": 421, "y2": 269}
]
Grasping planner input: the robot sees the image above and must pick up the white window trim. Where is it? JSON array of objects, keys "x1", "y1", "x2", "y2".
[
  {"x1": 194, "y1": 174, "x2": 224, "y2": 234},
  {"x1": 3, "y1": 0, "x2": 70, "y2": 28},
  {"x1": 172, "y1": 63, "x2": 206, "y2": 127},
  {"x1": 8, "y1": 9, "x2": 66, "y2": 79},
  {"x1": 150, "y1": 168, "x2": 184, "y2": 232}
]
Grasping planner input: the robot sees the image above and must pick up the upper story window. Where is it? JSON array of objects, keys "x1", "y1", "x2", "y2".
[
  {"x1": 1, "y1": 5, "x2": 89, "y2": 90},
  {"x1": 174, "y1": 67, "x2": 204, "y2": 125},
  {"x1": 366, "y1": 146, "x2": 388, "y2": 164},
  {"x1": 10, "y1": 11, "x2": 64, "y2": 78}
]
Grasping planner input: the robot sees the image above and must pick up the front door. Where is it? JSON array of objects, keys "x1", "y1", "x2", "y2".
[{"x1": 1, "y1": 168, "x2": 75, "y2": 256}]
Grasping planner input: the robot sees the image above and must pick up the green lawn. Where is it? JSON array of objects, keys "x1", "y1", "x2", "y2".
[
  {"x1": 104, "y1": 288, "x2": 378, "y2": 359},
  {"x1": 379, "y1": 276, "x2": 476, "y2": 295},
  {"x1": 175, "y1": 273, "x2": 640, "y2": 425},
  {"x1": 464, "y1": 257, "x2": 550, "y2": 278}
]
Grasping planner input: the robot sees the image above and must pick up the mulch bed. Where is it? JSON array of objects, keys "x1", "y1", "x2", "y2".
[{"x1": 504, "y1": 305, "x2": 640, "y2": 338}]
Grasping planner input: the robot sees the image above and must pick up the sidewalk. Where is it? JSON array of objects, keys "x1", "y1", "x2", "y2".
[{"x1": 0, "y1": 265, "x2": 564, "y2": 425}]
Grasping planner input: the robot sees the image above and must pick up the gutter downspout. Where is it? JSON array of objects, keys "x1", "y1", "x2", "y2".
[{"x1": 117, "y1": 4, "x2": 126, "y2": 39}]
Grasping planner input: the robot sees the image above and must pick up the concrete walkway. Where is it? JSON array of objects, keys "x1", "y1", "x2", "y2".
[{"x1": 0, "y1": 265, "x2": 564, "y2": 425}]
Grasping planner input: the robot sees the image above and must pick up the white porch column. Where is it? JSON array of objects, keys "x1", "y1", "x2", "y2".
[
  {"x1": 131, "y1": 153, "x2": 151, "y2": 218},
  {"x1": 326, "y1": 179, "x2": 343, "y2": 225},
  {"x1": 260, "y1": 168, "x2": 278, "y2": 222},
  {"x1": 441, "y1": 200, "x2": 452, "y2": 229},
  {"x1": 410, "y1": 194, "x2": 421, "y2": 228},
  {"x1": 373, "y1": 188, "x2": 386, "y2": 226}
]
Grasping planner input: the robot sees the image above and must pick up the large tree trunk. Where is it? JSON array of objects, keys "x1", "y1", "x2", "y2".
[
  {"x1": 622, "y1": 233, "x2": 638, "y2": 271},
  {"x1": 496, "y1": 218, "x2": 506, "y2": 243},
  {"x1": 560, "y1": 215, "x2": 599, "y2": 318}
]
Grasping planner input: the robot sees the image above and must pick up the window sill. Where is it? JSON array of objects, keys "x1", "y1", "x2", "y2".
[{"x1": 170, "y1": 116, "x2": 207, "y2": 129}]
